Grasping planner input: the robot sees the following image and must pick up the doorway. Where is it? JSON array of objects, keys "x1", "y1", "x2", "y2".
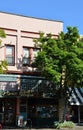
[{"x1": 4, "y1": 98, "x2": 16, "y2": 125}]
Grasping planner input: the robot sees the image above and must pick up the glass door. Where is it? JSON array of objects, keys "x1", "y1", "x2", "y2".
[
  {"x1": 4, "y1": 99, "x2": 16, "y2": 125},
  {"x1": 20, "y1": 99, "x2": 27, "y2": 121}
]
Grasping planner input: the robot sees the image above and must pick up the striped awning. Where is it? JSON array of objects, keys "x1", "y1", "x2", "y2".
[{"x1": 68, "y1": 87, "x2": 83, "y2": 105}]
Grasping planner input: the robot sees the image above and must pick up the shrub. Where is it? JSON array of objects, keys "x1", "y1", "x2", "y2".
[{"x1": 54, "y1": 121, "x2": 75, "y2": 129}]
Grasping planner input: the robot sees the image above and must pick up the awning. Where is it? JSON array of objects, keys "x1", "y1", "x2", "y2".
[{"x1": 68, "y1": 87, "x2": 83, "y2": 105}]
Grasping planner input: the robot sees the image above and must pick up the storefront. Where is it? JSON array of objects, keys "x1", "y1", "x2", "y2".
[
  {"x1": 1, "y1": 74, "x2": 82, "y2": 127},
  {"x1": 19, "y1": 97, "x2": 58, "y2": 128},
  {"x1": 0, "y1": 96, "x2": 58, "y2": 127},
  {"x1": 0, "y1": 74, "x2": 18, "y2": 126},
  {"x1": 0, "y1": 74, "x2": 58, "y2": 127},
  {"x1": 68, "y1": 87, "x2": 83, "y2": 123},
  {"x1": 19, "y1": 75, "x2": 58, "y2": 127}
]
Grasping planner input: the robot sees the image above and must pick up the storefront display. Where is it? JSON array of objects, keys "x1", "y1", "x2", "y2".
[{"x1": 28, "y1": 98, "x2": 58, "y2": 127}]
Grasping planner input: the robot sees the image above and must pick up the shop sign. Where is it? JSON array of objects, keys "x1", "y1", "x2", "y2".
[{"x1": 0, "y1": 81, "x2": 18, "y2": 91}]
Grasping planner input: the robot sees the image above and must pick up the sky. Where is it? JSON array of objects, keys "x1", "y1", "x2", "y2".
[{"x1": 0, "y1": 0, "x2": 83, "y2": 34}]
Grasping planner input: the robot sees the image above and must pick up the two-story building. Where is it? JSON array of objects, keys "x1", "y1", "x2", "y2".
[
  {"x1": 0, "y1": 12, "x2": 83, "y2": 127},
  {"x1": 0, "y1": 12, "x2": 63, "y2": 127}
]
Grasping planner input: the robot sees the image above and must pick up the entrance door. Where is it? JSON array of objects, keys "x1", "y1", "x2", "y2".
[
  {"x1": 4, "y1": 99, "x2": 16, "y2": 125},
  {"x1": 0, "y1": 100, "x2": 4, "y2": 123},
  {"x1": 20, "y1": 99, "x2": 27, "y2": 121}
]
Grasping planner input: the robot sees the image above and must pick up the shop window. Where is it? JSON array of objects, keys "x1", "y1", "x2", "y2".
[
  {"x1": 36, "y1": 105, "x2": 58, "y2": 118},
  {"x1": 28, "y1": 105, "x2": 58, "y2": 119},
  {"x1": 5, "y1": 45, "x2": 15, "y2": 66}
]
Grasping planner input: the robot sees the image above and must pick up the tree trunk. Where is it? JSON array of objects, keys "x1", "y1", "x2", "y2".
[{"x1": 58, "y1": 96, "x2": 67, "y2": 122}]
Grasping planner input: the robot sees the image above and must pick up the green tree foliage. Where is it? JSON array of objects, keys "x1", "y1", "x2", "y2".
[
  {"x1": 33, "y1": 27, "x2": 83, "y2": 121},
  {"x1": 0, "y1": 29, "x2": 8, "y2": 73}
]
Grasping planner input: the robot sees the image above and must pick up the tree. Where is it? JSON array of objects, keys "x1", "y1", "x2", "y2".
[
  {"x1": 0, "y1": 29, "x2": 8, "y2": 73},
  {"x1": 33, "y1": 27, "x2": 83, "y2": 122}
]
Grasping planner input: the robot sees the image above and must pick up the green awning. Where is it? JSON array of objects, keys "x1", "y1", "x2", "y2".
[{"x1": 0, "y1": 74, "x2": 17, "y2": 82}]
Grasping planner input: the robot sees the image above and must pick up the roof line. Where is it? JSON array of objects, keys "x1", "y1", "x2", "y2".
[{"x1": 0, "y1": 11, "x2": 63, "y2": 23}]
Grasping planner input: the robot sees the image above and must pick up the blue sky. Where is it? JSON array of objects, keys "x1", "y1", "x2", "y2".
[{"x1": 0, "y1": 0, "x2": 83, "y2": 34}]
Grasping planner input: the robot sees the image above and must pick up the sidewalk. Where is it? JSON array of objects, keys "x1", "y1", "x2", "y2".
[
  {"x1": 1, "y1": 123, "x2": 83, "y2": 130},
  {"x1": 2, "y1": 125, "x2": 83, "y2": 130}
]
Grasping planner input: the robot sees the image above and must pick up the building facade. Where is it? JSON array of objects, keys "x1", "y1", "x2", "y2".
[
  {"x1": 0, "y1": 12, "x2": 63, "y2": 127},
  {"x1": 0, "y1": 12, "x2": 83, "y2": 127}
]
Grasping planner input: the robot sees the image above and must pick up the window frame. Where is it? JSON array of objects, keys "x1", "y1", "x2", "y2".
[
  {"x1": 5, "y1": 45, "x2": 15, "y2": 66},
  {"x1": 22, "y1": 47, "x2": 31, "y2": 66},
  {"x1": 32, "y1": 48, "x2": 40, "y2": 63},
  {"x1": 22, "y1": 47, "x2": 40, "y2": 67}
]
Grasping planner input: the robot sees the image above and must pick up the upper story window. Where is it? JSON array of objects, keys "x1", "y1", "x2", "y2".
[
  {"x1": 5, "y1": 45, "x2": 15, "y2": 66},
  {"x1": 22, "y1": 47, "x2": 30, "y2": 66},
  {"x1": 22, "y1": 47, "x2": 40, "y2": 66},
  {"x1": 32, "y1": 48, "x2": 40, "y2": 62}
]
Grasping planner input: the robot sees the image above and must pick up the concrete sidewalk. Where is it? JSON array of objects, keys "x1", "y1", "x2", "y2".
[
  {"x1": 2, "y1": 126, "x2": 83, "y2": 130},
  {"x1": 2, "y1": 123, "x2": 83, "y2": 130}
]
